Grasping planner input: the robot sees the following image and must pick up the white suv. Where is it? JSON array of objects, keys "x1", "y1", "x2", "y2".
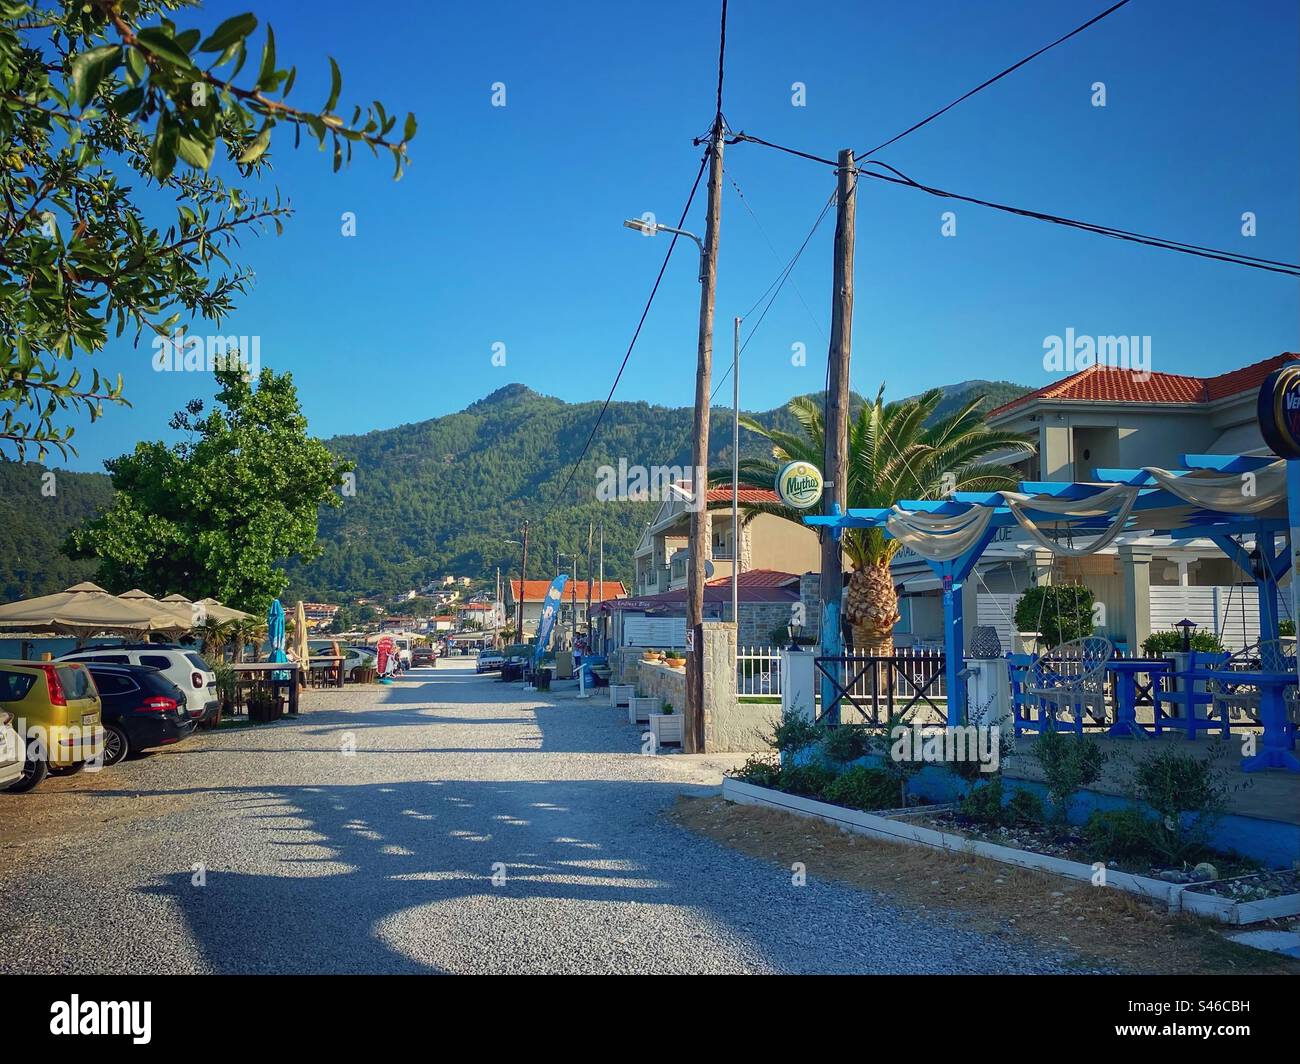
[{"x1": 60, "y1": 644, "x2": 218, "y2": 725}]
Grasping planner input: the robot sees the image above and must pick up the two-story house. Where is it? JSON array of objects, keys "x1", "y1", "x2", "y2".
[{"x1": 892, "y1": 352, "x2": 1296, "y2": 653}]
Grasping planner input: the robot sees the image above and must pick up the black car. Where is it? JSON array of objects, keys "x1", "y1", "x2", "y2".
[{"x1": 83, "y1": 663, "x2": 195, "y2": 766}]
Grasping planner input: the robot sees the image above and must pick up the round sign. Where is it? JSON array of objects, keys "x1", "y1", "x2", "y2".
[
  {"x1": 775, "y1": 461, "x2": 824, "y2": 509},
  {"x1": 1257, "y1": 364, "x2": 1300, "y2": 459}
]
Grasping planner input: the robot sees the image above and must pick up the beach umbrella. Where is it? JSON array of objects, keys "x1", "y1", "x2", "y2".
[
  {"x1": 118, "y1": 589, "x2": 196, "y2": 632},
  {"x1": 267, "y1": 599, "x2": 288, "y2": 680},
  {"x1": 194, "y1": 598, "x2": 254, "y2": 625},
  {"x1": 0, "y1": 582, "x2": 168, "y2": 640},
  {"x1": 294, "y1": 601, "x2": 310, "y2": 664}
]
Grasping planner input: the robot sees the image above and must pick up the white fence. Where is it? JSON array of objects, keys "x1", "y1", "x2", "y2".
[
  {"x1": 977, "y1": 593, "x2": 1023, "y2": 652},
  {"x1": 737, "y1": 645, "x2": 781, "y2": 696},
  {"x1": 1149, "y1": 584, "x2": 1289, "y2": 651},
  {"x1": 623, "y1": 615, "x2": 686, "y2": 648}
]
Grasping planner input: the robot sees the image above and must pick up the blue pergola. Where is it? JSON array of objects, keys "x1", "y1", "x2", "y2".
[{"x1": 805, "y1": 453, "x2": 1296, "y2": 731}]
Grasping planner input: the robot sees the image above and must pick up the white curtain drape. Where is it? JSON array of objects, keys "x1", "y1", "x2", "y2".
[
  {"x1": 885, "y1": 505, "x2": 997, "y2": 561},
  {"x1": 1001, "y1": 484, "x2": 1140, "y2": 557},
  {"x1": 1142, "y1": 461, "x2": 1286, "y2": 515}
]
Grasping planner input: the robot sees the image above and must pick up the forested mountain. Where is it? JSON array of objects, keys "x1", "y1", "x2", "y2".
[
  {"x1": 0, "y1": 378, "x2": 1030, "y2": 602},
  {"x1": 0, "y1": 462, "x2": 116, "y2": 600}
]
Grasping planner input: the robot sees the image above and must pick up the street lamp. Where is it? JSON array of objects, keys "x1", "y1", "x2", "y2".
[{"x1": 623, "y1": 217, "x2": 706, "y2": 282}]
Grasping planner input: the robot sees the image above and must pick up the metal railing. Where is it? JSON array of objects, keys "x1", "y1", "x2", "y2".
[
  {"x1": 814, "y1": 648, "x2": 947, "y2": 725},
  {"x1": 737, "y1": 645, "x2": 782, "y2": 696}
]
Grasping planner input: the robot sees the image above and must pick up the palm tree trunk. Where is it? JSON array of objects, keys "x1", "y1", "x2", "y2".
[{"x1": 845, "y1": 561, "x2": 900, "y2": 658}]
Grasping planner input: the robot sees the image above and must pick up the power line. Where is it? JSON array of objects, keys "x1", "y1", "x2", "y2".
[
  {"x1": 857, "y1": 160, "x2": 1300, "y2": 276},
  {"x1": 727, "y1": 168, "x2": 828, "y2": 339},
  {"x1": 858, "y1": 0, "x2": 1134, "y2": 158},
  {"x1": 539, "y1": 151, "x2": 711, "y2": 524}
]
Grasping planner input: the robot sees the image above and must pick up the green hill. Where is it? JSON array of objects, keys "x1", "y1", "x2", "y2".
[{"x1": 0, "y1": 377, "x2": 1031, "y2": 602}]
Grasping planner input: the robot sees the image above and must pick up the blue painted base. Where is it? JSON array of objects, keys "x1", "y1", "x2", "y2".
[{"x1": 786, "y1": 746, "x2": 1300, "y2": 869}]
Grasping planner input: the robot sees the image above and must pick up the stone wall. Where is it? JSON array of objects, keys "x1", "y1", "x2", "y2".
[
  {"x1": 737, "y1": 602, "x2": 796, "y2": 646},
  {"x1": 700, "y1": 620, "x2": 781, "y2": 753},
  {"x1": 636, "y1": 659, "x2": 686, "y2": 712}
]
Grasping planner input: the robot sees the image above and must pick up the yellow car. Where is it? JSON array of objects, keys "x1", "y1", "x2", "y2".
[{"x1": 0, "y1": 660, "x2": 104, "y2": 792}]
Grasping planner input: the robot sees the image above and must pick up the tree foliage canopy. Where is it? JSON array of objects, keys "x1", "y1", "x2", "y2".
[
  {"x1": 0, "y1": 0, "x2": 414, "y2": 458},
  {"x1": 66, "y1": 366, "x2": 350, "y2": 612}
]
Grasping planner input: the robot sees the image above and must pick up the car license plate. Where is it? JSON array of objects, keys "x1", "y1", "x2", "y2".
[{"x1": 81, "y1": 713, "x2": 97, "y2": 726}]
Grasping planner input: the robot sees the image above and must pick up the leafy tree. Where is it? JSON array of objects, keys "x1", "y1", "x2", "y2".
[
  {"x1": 66, "y1": 366, "x2": 349, "y2": 612},
  {"x1": 1014, "y1": 584, "x2": 1095, "y2": 649},
  {"x1": 0, "y1": 1, "x2": 414, "y2": 458},
  {"x1": 713, "y1": 388, "x2": 1034, "y2": 653}
]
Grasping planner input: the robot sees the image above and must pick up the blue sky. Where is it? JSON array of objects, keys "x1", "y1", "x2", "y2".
[{"x1": 58, "y1": 0, "x2": 1299, "y2": 471}]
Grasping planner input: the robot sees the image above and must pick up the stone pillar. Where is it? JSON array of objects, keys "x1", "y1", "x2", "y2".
[
  {"x1": 781, "y1": 646, "x2": 816, "y2": 727},
  {"x1": 1118, "y1": 543, "x2": 1154, "y2": 655},
  {"x1": 1028, "y1": 548, "x2": 1054, "y2": 587},
  {"x1": 798, "y1": 572, "x2": 821, "y2": 641},
  {"x1": 699, "y1": 620, "x2": 738, "y2": 752}
]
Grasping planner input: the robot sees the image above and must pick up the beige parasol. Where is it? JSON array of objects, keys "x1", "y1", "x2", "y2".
[{"x1": 0, "y1": 581, "x2": 172, "y2": 638}]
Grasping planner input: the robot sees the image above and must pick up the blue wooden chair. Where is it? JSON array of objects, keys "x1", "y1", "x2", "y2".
[{"x1": 1024, "y1": 637, "x2": 1114, "y2": 734}]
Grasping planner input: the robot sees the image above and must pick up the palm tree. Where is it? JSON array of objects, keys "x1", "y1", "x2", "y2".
[
  {"x1": 712, "y1": 387, "x2": 1035, "y2": 655},
  {"x1": 227, "y1": 617, "x2": 267, "y2": 663},
  {"x1": 192, "y1": 617, "x2": 233, "y2": 661}
]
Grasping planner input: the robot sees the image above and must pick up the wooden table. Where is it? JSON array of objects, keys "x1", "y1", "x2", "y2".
[
  {"x1": 308, "y1": 656, "x2": 345, "y2": 688},
  {"x1": 230, "y1": 661, "x2": 304, "y2": 717},
  {"x1": 1177, "y1": 667, "x2": 1299, "y2": 773},
  {"x1": 1105, "y1": 658, "x2": 1172, "y2": 738}
]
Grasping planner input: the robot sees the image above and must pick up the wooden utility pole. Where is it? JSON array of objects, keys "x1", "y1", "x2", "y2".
[
  {"x1": 685, "y1": 118, "x2": 725, "y2": 754},
  {"x1": 584, "y1": 519, "x2": 594, "y2": 641},
  {"x1": 820, "y1": 149, "x2": 856, "y2": 725},
  {"x1": 517, "y1": 521, "x2": 529, "y2": 643}
]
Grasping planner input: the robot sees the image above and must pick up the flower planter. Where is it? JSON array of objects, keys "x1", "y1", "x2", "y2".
[
  {"x1": 629, "y1": 696, "x2": 658, "y2": 725},
  {"x1": 649, "y1": 712, "x2": 683, "y2": 747},
  {"x1": 663, "y1": 658, "x2": 686, "y2": 669},
  {"x1": 609, "y1": 684, "x2": 635, "y2": 710}
]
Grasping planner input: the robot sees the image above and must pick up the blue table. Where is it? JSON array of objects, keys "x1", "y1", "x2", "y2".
[
  {"x1": 1176, "y1": 667, "x2": 1299, "y2": 773},
  {"x1": 1105, "y1": 659, "x2": 1171, "y2": 738}
]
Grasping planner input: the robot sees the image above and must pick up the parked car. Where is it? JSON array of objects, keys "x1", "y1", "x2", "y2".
[
  {"x1": 309, "y1": 640, "x2": 375, "y2": 682},
  {"x1": 0, "y1": 709, "x2": 22, "y2": 791},
  {"x1": 412, "y1": 646, "x2": 435, "y2": 667},
  {"x1": 81, "y1": 662, "x2": 194, "y2": 766},
  {"x1": 475, "y1": 649, "x2": 505, "y2": 673},
  {"x1": 0, "y1": 659, "x2": 103, "y2": 792},
  {"x1": 59, "y1": 644, "x2": 218, "y2": 725}
]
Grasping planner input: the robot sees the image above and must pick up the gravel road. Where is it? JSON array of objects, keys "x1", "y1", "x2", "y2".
[{"x1": 0, "y1": 660, "x2": 1078, "y2": 974}]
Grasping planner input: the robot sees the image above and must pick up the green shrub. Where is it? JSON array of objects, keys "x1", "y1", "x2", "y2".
[
  {"x1": 765, "y1": 710, "x2": 821, "y2": 755},
  {"x1": 823, "y1": 765, "x2": 898, "y2": 811},
  {"x1": 1083, "y1": 808, "x2": 1161, "y2": 863},
  {"x1": 960, "y1": 779, "x2": 1006, "y2": 825},
  {"x1": 1141, "y1": 629, "x2": 1225, "y2": 655},
  {"x1": 1004, "y1": 788, "x2": 1044, "y2": 826},
  {"x1": 821, "y1": 724, "x2": 872, "y2": 764},
  {"x1": 1129, "y1": 746, "x2": 1231, "y2": 863},
  {"x1": 959, "y1": 780, "x2": 1044, "y2": 827},
  {"x1": 730, "y1": 755, "x2": 781, "y2": 789},
  {"x1": 1280, "y1": 619, "x2": 1296, "y2": 637},
  {"x1": 1031, "y1": 729, "x2": 1105, "y2": 821},
  {"x1": 776, "y1": 762, "x2": 836, "y2": 799},
  {"x1": 1014, "y1": 584, "x2": 1095, "y2": 648}
]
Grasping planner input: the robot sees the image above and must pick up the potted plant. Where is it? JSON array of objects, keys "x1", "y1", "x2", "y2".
[
  {"x1": 649, "y1": 700, "x2": 683, "y2": 746},
  {"x1": 664, "y1": 652, "x2": 685, "y2": 668}
]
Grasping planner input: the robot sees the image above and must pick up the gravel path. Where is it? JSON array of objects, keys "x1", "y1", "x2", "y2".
[{"x1": 0, "y1": 660, "x2": 1078, "y2": 974}]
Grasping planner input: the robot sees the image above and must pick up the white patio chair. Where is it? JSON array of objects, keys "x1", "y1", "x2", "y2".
[
  {"x1": 1025, "y1": 636, "x2": 1114, "y2": 734},
  {"x1": 1206, "y1": 638, "x2": 1298, "y2": 734}
]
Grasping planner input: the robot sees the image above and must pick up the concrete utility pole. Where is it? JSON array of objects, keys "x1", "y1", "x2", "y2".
[
  {"x1": 584, "y1": 519, "x2": 594, "y2": 639},
  {"x1": 517, "y1": 521, "x2": 529, "y2": 643},
  {"x1": 820, "y1": 149, "x2": 856, "y2": 725},
  {"x1": 685, "y1": 118, "x2": 725, "y2": 754},
  {"x1": 732, "y1": 315, "x2": 741, "y2": 636}
]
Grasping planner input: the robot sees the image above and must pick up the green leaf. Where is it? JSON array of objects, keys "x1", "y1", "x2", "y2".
[
  {"x1": 238, "y1": 123, "x2": 272, "y2": 165},
  {"x1": 402, "y1": 112, "x2": 417, "y2": 142},
  {"x1": 150, "y1": 113, "x2": 178, "y2": 180},
  {"x1": 177, "y1": 132, "x2": 215, "y2": 170},
  {"x1": 324, "y1": 56, "x2": 342, "y2": 113},
  {"x1": 70, "y1": 45, "x2": 122, "y2": 109},
  {"x1": 200, "y1": 13, "x2": 258, "y2": 53},
  {"x1": 136, "y1": 27, "x2": 196, "y2": 70},
  {"x1": 256, "y1": 24, "x2": 277, "y2": 91}
]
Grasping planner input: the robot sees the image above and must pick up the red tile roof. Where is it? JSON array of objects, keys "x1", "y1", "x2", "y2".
[
  {"x1": 987, "y1": 352, "x2": 1297, "y2": 419},
  {"x1": 508, "y1": 579, "x2": 627, "y2": 603},
  {"x1": 704, "y1": 487, "x2": 779, "y2": 504}
]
